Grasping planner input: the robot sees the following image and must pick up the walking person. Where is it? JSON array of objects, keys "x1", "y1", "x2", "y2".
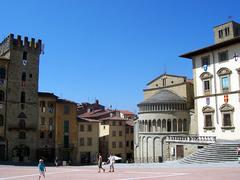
[
  {"x1": 38, "y1": 159, "x2": 46, "y2": 179},
  {"x1": 236, "y1": 145, "x2": 240, "y2": 155},
  {"x1": 236, "y1": 145, "x2": 240, "y2": 163},
  {"x1": 55, "y1": 157, "x2": 58, "y2": 167},
  {"x1": 108, "y1": 153, "x2": 115, "y2": 172},
  {"x1": 98, "y1": 153, "x2": 105, "y2": 173}
]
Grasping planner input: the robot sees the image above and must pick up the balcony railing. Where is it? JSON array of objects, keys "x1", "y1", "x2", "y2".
[{"x1": 165, "y1": 135, "x2": 216, "y2": 144}]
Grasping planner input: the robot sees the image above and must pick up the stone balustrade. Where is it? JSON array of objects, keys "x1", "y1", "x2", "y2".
[{"x1": 165, "y1": 135, "x2": 216, "y2": 144}]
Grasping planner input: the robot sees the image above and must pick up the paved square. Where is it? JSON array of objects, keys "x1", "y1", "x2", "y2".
[{"x1": 0, "y1": 162, "x2": 240, "y2": 180}]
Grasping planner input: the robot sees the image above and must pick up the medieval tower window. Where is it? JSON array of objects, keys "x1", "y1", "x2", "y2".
[
  {"x1": 22, "y1": 72, "x2": 26, "y2": 86},
  {"x1": 22, "y1": 72, "x2": 26, "y2": 81},
  {"x1": 0, "y1": 67, "x2": 6, "y2": 79},
  {"x1": 0, "y1": 91, "x2": 4, "y2": 101},
  {"x1": 23, "y1": 51, "x2": 28, "y2": 60},
  {"x1": 21, "y1": 92, "x2": 25, "y2": 103}
]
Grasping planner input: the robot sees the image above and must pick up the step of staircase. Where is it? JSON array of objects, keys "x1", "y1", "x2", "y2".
[{"x1": 179, "y1": 141, "x2": 240, "y2": 164}]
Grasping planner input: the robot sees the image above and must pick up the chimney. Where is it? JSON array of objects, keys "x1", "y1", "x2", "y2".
[{"x1": 95, "y1": 99, "x2": 99, "y2": 105}]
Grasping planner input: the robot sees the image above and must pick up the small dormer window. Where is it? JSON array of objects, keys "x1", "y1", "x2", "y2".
[
  {"x1": 225, "y1": 27, "x2": 230, "y2": 36},
  {"x1": 218, "y1": 30, "x2": 223, "y2": 38}
]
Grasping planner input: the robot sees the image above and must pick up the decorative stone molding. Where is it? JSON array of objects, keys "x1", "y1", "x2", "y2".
[
  {"x1": 217, "y1": 67, "x2": 232, "y2": 76},
  {"x1": 219, "y1": 103, "x2": 234, "y2": 112},
  {"x1": 200, "y1": 72, "x2": 213, "y2": 80},
  {"x1": 202, "y1": 106, "x2": 215, "y2": 113}
]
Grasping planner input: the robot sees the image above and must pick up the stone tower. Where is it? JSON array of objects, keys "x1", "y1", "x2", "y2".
[{"x1": 0, "y1": 34, "x2": 42, "y2": 162}]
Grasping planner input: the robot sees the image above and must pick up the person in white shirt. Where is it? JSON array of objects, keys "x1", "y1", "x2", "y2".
[{"x1": 108, "y1": 153, "x2": 115, "y2": 172}]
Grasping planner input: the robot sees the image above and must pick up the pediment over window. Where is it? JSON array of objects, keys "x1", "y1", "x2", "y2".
[
  {"x1": 217, "y1": 67, "x2": 232, "y2": 76},
  {"x1": 202, "y1": 106, "x2": 215, "y2": 113},
  {"x1": 200, "y1": 72, "x2": 213, "y2": 80},
  {"x1": 17, "y1": 112, "x2": 27, "y2": 118},
  {"x1": 220, "y1": 103, "x2": 234, "y2": 112}
]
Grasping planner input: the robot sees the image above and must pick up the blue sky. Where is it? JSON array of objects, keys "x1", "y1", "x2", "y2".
[{"x1": 1, "y1": 0, "x2": 240, "y2": 113}]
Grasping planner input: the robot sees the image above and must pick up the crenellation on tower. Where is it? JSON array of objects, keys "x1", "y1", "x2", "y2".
[{"x1": 0, "y1": 34, "x2": 42, "y2": 54}]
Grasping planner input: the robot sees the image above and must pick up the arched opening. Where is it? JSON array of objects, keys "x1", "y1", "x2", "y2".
[
  {"x1": 167, "y1": 119, "x2": 171, "y2": 132},
  {"x1": 173, "y1": 119, "x2": 177, "y2": 132}
]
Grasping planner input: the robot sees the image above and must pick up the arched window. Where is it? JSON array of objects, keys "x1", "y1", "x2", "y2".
[
  {"x1": 0, "y1": 67, "x2": 6, "y2": 79},
  {"x1": 19, "y1": 119, "x2": 25, "y2": 129},
  {"x1": 0, "y1": 91, "x2": 4, "y2": 101},
  {"x1": 173, "y1": 119, "x2": 177, "y2": 132},
  {"x1": 178, "y1": 119, "x2": 183, "y2": 132},
  {"x1": 21, "y1": 92, "x2": 25, "y2": 103},
  {"x1": 157, "y1": 119, "x2": 161, "y2": 132},
  {"x1": 0, "y1": 114, "x2": 3, "y2": 126},
  {"x1": 144, "y1": 120, "x2": 147, "y2": 132},
  {"x1": 152, "y1": 119, "x2": 156, "y2": 132},
  {"x1": 148, "y1": 120, "x2": 152, "y2": 132},
  {"x1": 183, "y1": 119, "x2": 188, "y2": 131},
  {"x1": 167, "y1": 119, "x2": 171, "y2": 132},
  {"x1": 162, "y1": 119, "x2": 166, "y2": 132}
]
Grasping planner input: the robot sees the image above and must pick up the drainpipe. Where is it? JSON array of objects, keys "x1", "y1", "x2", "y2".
[{"x1": 211, "y1": 51, "x2": 219, "y2": 124}]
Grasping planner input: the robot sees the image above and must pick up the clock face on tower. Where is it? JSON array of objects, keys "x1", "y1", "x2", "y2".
[{"x1": 22, "y1": 60, "x2": 27, "y2": 66}]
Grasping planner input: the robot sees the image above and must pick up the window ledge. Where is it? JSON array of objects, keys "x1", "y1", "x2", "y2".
[
  {"x1": 203, "y1": 127, "x2": 215, "y2": 130},
  {"x1": 221, "y1": 126, "x2": 235, "y2": 130}
]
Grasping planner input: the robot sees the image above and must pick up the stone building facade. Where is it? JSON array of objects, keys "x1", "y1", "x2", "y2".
[
  {"x1": 134, "y1": 74, "x2": 195, "y2": 162},
  {"x1": 180, "y1": 21, "x2": 240, "y2": 141},
  {"x1": 0, "y1": 34, "x2": 42, "y2": 162},
  {"x1": 99, "y1": 113, "x2": 134, "y2": 162},
  {"x1": 37, "y1": 92, "x2": 57, "y2": 162},
  {"x1": 77, "y1": 117, "x2": 99, "y2": 164},
  {"x1": 55, "y1": 99, "x2": 78, "y2": 164}
]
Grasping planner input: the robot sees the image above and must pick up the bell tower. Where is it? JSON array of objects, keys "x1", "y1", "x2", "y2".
[{"x1": 0, "y1": 34, "x2": 42, "y2": 161}]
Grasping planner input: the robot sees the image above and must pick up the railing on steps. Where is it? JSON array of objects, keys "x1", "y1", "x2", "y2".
[{"x1": 166, "y1": 135, "x2": 216, "y2": 144}]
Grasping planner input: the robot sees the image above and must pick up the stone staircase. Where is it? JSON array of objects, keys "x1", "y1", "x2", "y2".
[{"x1": 180, "y1": 142, "x2": 240, "y2": 164}]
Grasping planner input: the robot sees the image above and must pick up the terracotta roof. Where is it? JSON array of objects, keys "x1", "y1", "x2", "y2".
[
  {"x1": 79, "y1": 109, "x2": 111, "y2": 118},
  {"x1": 77, "y1": 117, "x2": 99, "y2": 123},
  {"x1": 119, "y1": 110, "x2": 134, "y2": 115},
  {"x1": 101, "y1": 116, "x2": 128, "y2": 121}
]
